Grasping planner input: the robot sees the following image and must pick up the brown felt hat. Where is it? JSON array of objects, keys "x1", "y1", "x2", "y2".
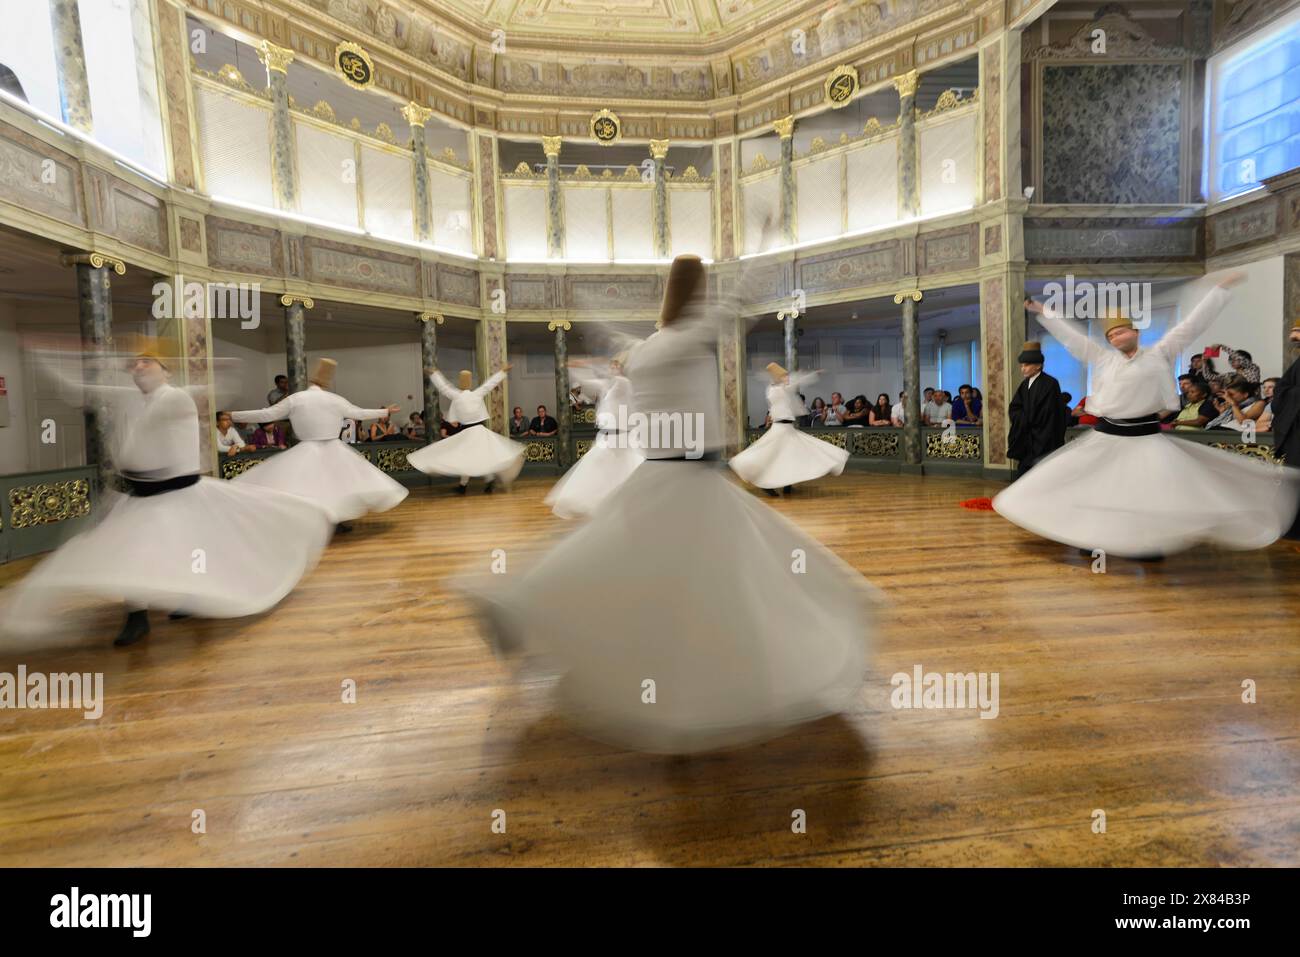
[
  {"x1": 660, "y1": 254, "x2": 705, "y2": 327},
  {"x1": 309, "y1": 357, "x2": 336, "y2": 388},
  {"x1": 1017, "y1": 340, "x2": 1044, "y2": 364},
  {"x1": 458, "y1": 369, "x2": 473, "y2": 390}
]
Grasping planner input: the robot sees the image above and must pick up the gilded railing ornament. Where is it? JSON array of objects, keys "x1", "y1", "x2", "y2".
[
  {"x1": 923, "y1": 88, "x2": 978, "y2": 118},
  {"x1": 9, "y1": 479, "x2": 91, "y2": 528},
  {"x1": 374, "y1": 122, "x2": 397, "y2": 144}
]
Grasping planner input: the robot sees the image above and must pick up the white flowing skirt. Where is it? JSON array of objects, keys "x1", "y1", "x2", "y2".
[
  {"x1": 728, "y1": 423, "x2": 850, "y2": 489},
  {"x1": 0, "y1": 477, "x2": 332, "y2": 643},
  {"x1": 544, "y1": 432, "x2": 644, "y2": 519},
  {"x1": 406, "y1": 424, "x2": 525, "y2": 485},
  {"x1": 993, "y1": 429, "x2": 1300, "y2": 557},
  {"x1": 233, "y1": 438, "x2": 408, "y2": 522},
  {"x1": 468, "y1": 460, "x2": 877, "y2": 754}
]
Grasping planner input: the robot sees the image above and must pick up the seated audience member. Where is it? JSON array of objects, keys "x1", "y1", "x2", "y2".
[
  {"x1": 529, "y1": 404, "x2": 559, "y2": 437},
  {"x1": 252, "y1": 421, "x2": 288, "y2": 449},
  {"x1": 808, "y1": 397, "x2": 828, "y2": 425},
  {"x1": 215, "y1": 411, "x2": 248, "y2": 456},
  {"x1": 568, "y1": 385, "x2": 590, "y2": 408},
  {"x1": 1177, "y1": 374, "x2": 1195, "y2": 406},
  {"x1": 405, "y1": 412, "x2": 425, "y2": 441},
  {"x1": 951, "y1": 384, "x2": 982, "y2": 425},
  {"x1": 972, "y1": 387, "x2": 983, "y2": 403},
  {"x1": 1071, "y1": 396, "x2": 1099, "y2": 427},
  {"x1": 1171, "y1": 380, "x2": 1217, "y2": 431},
  {"x1": 890, "y1": 391, "x2": 906, "y2": 427},
  {"x1": 823, "y1": 391, "x2": 846, "y2": 427},
  {"x1": 1190, "y1": 352, "x2": 1219, "y2": 379},
  {"x1": 369, "y1": 414, "x2": 401, "y2": 442},
  {"x1": 1207, "y1": 376, "x2": 1267, "y2": 431},
  {"x1": 438, "y1": 420, "x2": 454, "y2": 440},
  {"x1": 1262, "y1": 377, "x2": 1278, "y2": 414},
  {"x1": 922, "y1": 390, "x2": 952, "y2": 426},
  {"x1": 266, "y1": 374, "x2": 289, "y2": 406},
  {"x1": 797, "y1": 394, "x2": 812, "y2": 427},
  {"x1": 868, "y1": 393, "x2": 893, "y2": 426},
  {"x1": 842, "y1": 395, "x2": 871, "y2": 428},
  {"x1": 509, "y1": 406, "x2": 530, "y2": 436},
  {"x1": 1211, "y1": 343, "x2": 1262, "y2": 384}
]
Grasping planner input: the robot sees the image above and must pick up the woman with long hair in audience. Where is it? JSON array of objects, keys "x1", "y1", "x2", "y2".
[{"x1": 869, "y1": 393, "x2": 892, "y2": 426}]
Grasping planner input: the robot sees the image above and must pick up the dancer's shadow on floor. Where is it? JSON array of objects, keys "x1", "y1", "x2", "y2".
[{"x1": 488, "y1": 694, "x2": 875, "y2": 866}]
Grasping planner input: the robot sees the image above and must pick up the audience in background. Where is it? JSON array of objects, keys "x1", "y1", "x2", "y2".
[
  {"x1": 951, "y1": 384, "x2": 982, "y2": 426},
  {"x1": 529, "y1": 404, "x2": 559, "y2": 437},
  {"x1": 824, "y1": 392, "x2": 845, "y2": 427},
  {"x1": 842, "y1": 395, "x2": 871, "y2": 428},
  {"x1": 868, "y1": 393, "x2": 892, "y2": 426},
  {"x1": 214, "y1": 411, "x2": 247, "y2": 456},
  {"x1": 1211, "y1": 343, "x2": 1262, "y2": 384},
  {"x1": 1207, "y1": 375, "x2": 1267, "y2": 431},
  {"x1": 809, "y1": 397, "x2": 828, "y2": 425},
  {"x1": 266, "y1": 374, "x2": 289, "y2": 406},
  {"x1": 509, "y1": 406, "x2": 530, "y2": 436},
  {"x1": 368, "y1": 414, "x2": 401, "y2": 442},
  {"x1": 252, "y1": 421, "x2": 288, "y2": 449},
  {"x1": 890, "y1": 391, "x2": 906, "y2": 427},
  {"x1": 404, "y1": 412, "x2": 425, "y2": 441},
  {"x1": 1172, "y1": 380, "x2": 1217, "y2": 431},
  {"x1": 922, "y1": 390, "x2": 952, "y2": 426}
]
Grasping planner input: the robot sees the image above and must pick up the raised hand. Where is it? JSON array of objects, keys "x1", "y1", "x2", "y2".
[{"x1": 1024, "y1": 298, "x2": 1044, "y2": 315}]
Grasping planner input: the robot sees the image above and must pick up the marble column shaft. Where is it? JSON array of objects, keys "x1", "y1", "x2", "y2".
[
  {"x1": 411, "y1": 123, "x2": 432, "y2": 242},
  {"x1": 75, "y1": 263, "x2": 114, "y2": 489},
  {"x1": 651, "y1": 147, "x2": 669, "y2": 258},
  {"x1": 544, "y1": 138, "x2": 562, "y2": 258},
  {"x1": 419, "y1": 316, "x2": 440, "y2": 443},
  {"x1": 901, "y1": 297, "x2": 922, "y2": 465},
  {"x1": 48, "y1": 0, "x2": 93, "y2": 133},
  {"x1": 778, "y1": 126, "x2": 796, "y2": 245},
  {"x1": 261, "y1": 44, "x2": 297, "y2": 210},
  {"x1": 554, "y1": 326, "x2": 572, "y2": 468},
  {"x1": 284, "y1": 301, "x2": 307, "y2": 395},
  {"x1": 896, "y1": 77, "x2": 920, "y2": 219},
  {"x1": 784, "y1": 312, "x2": 797, "y2": 374}
]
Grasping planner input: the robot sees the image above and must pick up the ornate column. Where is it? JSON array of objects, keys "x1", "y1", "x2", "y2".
[
  {"x1": 551, "y1": 320, "x2": 573, "y2": 468},
  {"x1": 783, "y1": 310, "x2": 798, "y2": 373},
  {"x1": 775, "y1": 115, "x2": 796, "y2": 245},
  {"x1": 155, "y1": 277, "x2": 220, "y2": 476},
  {"x1": 404, "y1": 102, "x2": 435, "y2": 243},
  {"x1": 280, "y1": 295, "x2": 312, "y2": 395},
  {"x1": 153, "y1": 0, "x2": 199, "y2": 190},
  {"x1": 418, "y1": 312, "x2": 443, "y2": 443},
  {"x1": 258, "y1": 40, "x2": 297, "y2": 210},
  {"x1": 979, "y1": 267, "x2": 1027, "y2": 472},
  {"x1": 1285, "y1": 252, "x2": 1300, "y2": 362},
  {"x1": 650, "y1": 139, "x2": 670, "y2": 258},
  {"x1": 896, "y1": 289, "x2": 924, "y2": 467},
  {"x1": 543, "y1": 135, "x2": 563, "y2": 259},
  {"x1": 894, "y1": 70, "x2": 921, "y2": 219},
  {"x1": 61, "y1": 253, "x2": 125, "y2": 490},
  {"x1": 472, "y1": 132, "x2": 502, "y2": 259},
  {"x1": 477, "y1": 311, "x2": 509, "y2": 434},
  {"x1": 979, "y1": 31, "x2": 1022, "y2": 205},
  {"x1": 47, "y1": 0, "x2": 93, "y2": 133},
  {"x1": 718, "y1": 313, "x2": 748, "y2": 458}
]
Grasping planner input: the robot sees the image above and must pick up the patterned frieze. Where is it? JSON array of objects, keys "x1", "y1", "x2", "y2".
[
  {"x1": 917, "y1": 223, "x2": 979, "y2": 276},
  {"x1": 564, "y1": 275, "x2": 663, "y2": 311},
  {"x1": 1205, "y1": 197, "x2": 1281, "y2": 257},
  {"x1": 303, "y1": 237, "x2": 421, "y2": 296},
  {"x1": 0, "y1": 122, "x2": 86, "y2": 226},
  {"x1": 434, "y1": 263, "x2": 481, "y2": 307},
  {"x1": 83, "y1": 168, "x2": 169, "y2": 255},
  {"x1": 205, "y1": 215, "x2": 285, "y2": 276},
  {"x1": 1025, "y1": 216, "x2": 1204, "y2": 263},
  {"x1": 796, "y1": 240, "x2": 905, "y2": 295}
]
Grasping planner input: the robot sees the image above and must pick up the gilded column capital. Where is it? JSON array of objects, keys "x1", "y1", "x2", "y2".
[
  {"x1": 258, "y1": 40, "x2": 295, "y2": 75},
  {"x1": 649, "y1": 139, "x2": 670, "y2": 159},
  {"x1": 892, "y1": 70, "x2": 919, "y2": 99},
  {"x1": 893, "y1": 289, "x2": 924, "y2": 304},
  {"x1": 279, "y1": 294, "x2": 315, "y2": 309},
  {"x1": 418, "y1": 311, "x2": 446, "y2": 324},
  {"x1": 542, "y1": 135, "x2": 563, "y2": 158},
  {"x1": 547, "y1": 320, "x2": 572, "y2": 332},
  {"x1": 60, "y1": 252, "x2": 125, "y2": 275},
  {"x1": 773, "y1": 115, "x2": 794, "y2": 139},
  {"x1": 402, "y1": 102, "x2": 434, "y2": 127}
]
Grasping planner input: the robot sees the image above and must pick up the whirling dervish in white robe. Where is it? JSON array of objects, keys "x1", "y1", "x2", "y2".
[
  {"x1": 994, "y1": 273, "x2": 1300, "y2": 558},
  {"x1": 228, "y1": 358, "x2": 408, "y2": 528},
  {"x1": 544, "y1": 357, "x2": 644, "y2": 519},
  {"x1": 406, "y1": 365, "x2": 525, "y2": 493},
  {"x1": 467, "y1": 254, "x2": 878, "y2": 755},
  {"x1": 0, "y1": 338, "x2": 332, "y2": 648},
  {"x1": 729, "y1": 363, "x2": 849, "y2": 495}
]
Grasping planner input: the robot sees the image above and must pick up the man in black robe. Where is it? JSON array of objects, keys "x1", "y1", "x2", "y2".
[
  {"x1": 1270, "y1": 319, "x2": 1300, "y2": 538},
  {"x1": 1007, "y1": 340, "x2": 1068, "y2": 477}
]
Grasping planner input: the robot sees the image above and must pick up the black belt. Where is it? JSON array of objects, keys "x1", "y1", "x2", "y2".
[
  {"x1": 597, "y1": 428, "x2": 622, "y2": 436},
  {"x1": 644, "y1": 451, "x2": 722, "y2": 463},
  {"x1": 124, "y1": 473, "x2": 200, "y2": 497},
  {"x1": 773, "y1": 419, "x2": 796, "y2": 425},
  {"x1": 1095, "y1": 416, "x2": 1161, "y2": 437}
]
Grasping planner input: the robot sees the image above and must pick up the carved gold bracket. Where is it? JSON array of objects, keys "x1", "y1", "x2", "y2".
[{"x1": 60, "y1": 252, "x2": 126, "y2": 275}]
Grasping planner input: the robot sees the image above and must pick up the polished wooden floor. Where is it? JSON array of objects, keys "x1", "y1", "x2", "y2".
[{"x1": 1, "y1": 470, "x2": 1297, "y2": 867}]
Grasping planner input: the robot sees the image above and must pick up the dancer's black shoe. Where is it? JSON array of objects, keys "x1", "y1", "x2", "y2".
[
  {"x1": 168, "y1": 611, "x2": 191, "y2": 621},
  {"x1": 335, "y1": 522, "x2": 354, "y2": 533},
  {"x1": 484, "y1": 479, "x2": 495, "y2": 494},
  {"x1": 783, "y1": 485, "x2": 793, "y2": 494},
  {"x1": 114, "y1": 610, "x2": 150, "y2": 647},
  {"x1": 1131, "y1": 553, "x2": 1165, "y2": 562},
  {"x1": 455, "y1": 483, "x2": 468, "y2": 494},
  {"x1": 763, "y1": 488, "x2": 779, "y2": 498},
  {"x1": 1077, "y1": 547, "x2": 1094, "y2": 557}
]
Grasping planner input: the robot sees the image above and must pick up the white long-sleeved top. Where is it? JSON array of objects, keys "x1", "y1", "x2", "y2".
[
  {"x1": 623, "y1": 303, "x2": 724, "y2": 459},
  {"x1": 766, "y1": 370, "x2": 817, "y2": 421},
  {"x1": 58, "y1": 377, "x2": 203, "y2": 481},
  {"x1": 571, "y1": 367, "x2": 635, "y2": 431},
  {"x1": 431, "y1": 369, "x2": 505, "y2": 426},
  {"x1": 1037, "y1": 285, "x2": 1232, "y2": 419},
  {"x1": 230, "y1": 385, "x2": 389, "y2": 441}
]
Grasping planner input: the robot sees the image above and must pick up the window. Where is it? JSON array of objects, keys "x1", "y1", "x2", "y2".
[{"x1": 1206, "y1": 8, "x2": 1300, "y2": 203}]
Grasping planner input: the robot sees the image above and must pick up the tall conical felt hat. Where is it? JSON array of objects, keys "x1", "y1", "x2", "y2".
[
  {"x1": 1102, "y1": 308, "x2": 1133, "y2": 336},
  {"x1": 660, "y1": 254, "x2": 705, "y2": 327},
  {"x1": 458, "y1": 369, "x2": 473, "y2": 389},
  {"x1": 310, "y1": 357, "x2": 336, "y2": 388},
  {"x1": 766, "y1": 361, "x2": 787, "y2": 382},
  {"x1": 120, "y1": 333, "x2": 179, "y2": 371},
  {"x1": 1017, "y1": 340, "x2": 1044, "y2": 364}
]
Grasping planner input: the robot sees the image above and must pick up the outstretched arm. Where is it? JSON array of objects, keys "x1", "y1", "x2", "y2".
[
  {"x1": 570, "y1": 366, "x2": 611, "y2": 399},
  {"x1": 428, "y1": 369, "x2": 461, "y2": 400},
  {"x1": 473, "y1": 368, "x2": 508, "y2": 397},
  {"x1": 341, "y1": 400, "x2": 399, "y2": 421},
  {"x1": 1026, "y1": 298, "x2": 1106, "y2": 366},
  {"x1": 789, "y1": 370, "x2": 822, "y2": 390},
  {"x1": 229, "y1": 396, "x2": 294, "y2": 423},
  {"x1": 1153, "y1": 276, "x2": 1242, "y2": 363}
]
